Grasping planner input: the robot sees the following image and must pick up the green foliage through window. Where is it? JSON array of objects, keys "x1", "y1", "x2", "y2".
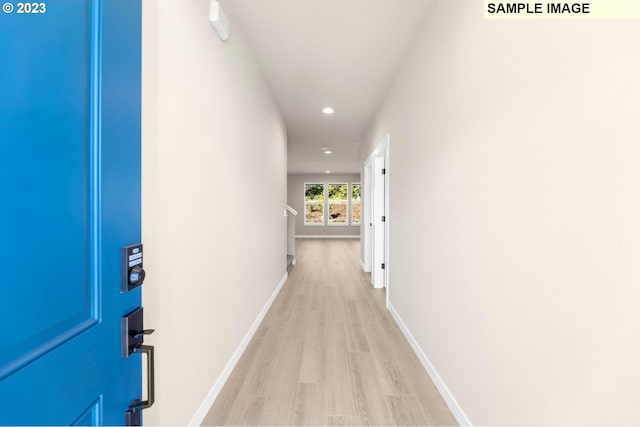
[
  {"x1": 352, "y1": 183, "x2": 361, "y2": 200},
  {"x1": 352, "y1": 183, "x2": 361, "y2": 224},
  {"x1": 305, "y1": 184, "x2": 324, "y2": 202},
  {"x1": 328, "y1": 184, "x2": 348, "y2": 201}
]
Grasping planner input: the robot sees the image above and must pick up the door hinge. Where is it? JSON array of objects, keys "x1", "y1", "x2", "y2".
[
  {"x1": 382, "y1": 168, "x2": 386, "y2": 175},
  {"x1": 381, "y1": 263, "x2": 386, "y2": 270},
  {"x1": 382, "y1": 216, "x2": 386, "y2": 222}
]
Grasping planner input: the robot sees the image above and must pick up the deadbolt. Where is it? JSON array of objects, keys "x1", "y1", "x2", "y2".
[{"x1": 129, "y1": 266, "x2": 145, "y2": 286}]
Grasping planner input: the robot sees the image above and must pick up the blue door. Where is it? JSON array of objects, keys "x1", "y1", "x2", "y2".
[{"x1": 0, "y1": 0, "x2": 144, "y2": 424}]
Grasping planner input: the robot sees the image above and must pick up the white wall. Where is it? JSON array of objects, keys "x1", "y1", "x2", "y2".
[
  {"x1": 288, "y1": 174, "x2": 361, "y2": 237},
  {"x1": 142, "y1": 1, "x2": 287, "y2": 424},
  {"x1": 363, "y1": 1, "x2": 640, "y2": 425}
]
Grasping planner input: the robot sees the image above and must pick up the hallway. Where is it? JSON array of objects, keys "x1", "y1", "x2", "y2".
[{"x1": 203, "y1": 239, "x2": 457, "y2": 426}]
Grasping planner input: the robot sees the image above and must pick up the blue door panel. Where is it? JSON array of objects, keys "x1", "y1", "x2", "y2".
[
  {"x1": 0, "y1": 0, "x2": 92, "y2": 365},
  {"x1": 0, "y1": 330, "x2": 105, "y2": 424},
  {"x1": 0, "y1": 0, "x2": 143, "y2": 424}
]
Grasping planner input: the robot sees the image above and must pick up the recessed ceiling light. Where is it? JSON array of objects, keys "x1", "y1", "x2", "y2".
[
  {"x1": 322, "y1": 107, "x2": 335, "y2": 115},
  {"x1": 325, "y1": 171, "x2": 331, "y2": 174},
  {"x1": 324, "y1": 150, "x2": 333, "y2": 155}
]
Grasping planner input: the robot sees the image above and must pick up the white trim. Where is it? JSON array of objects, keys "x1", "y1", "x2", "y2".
[
  {"x1": 286, "y1": 205, "x2": 298, "y2": 216},
  {"x1": 372, "y1": 155, "x2": 386, "y2": 289},
  {"x1": 295, "y1": 235, "x2": 360, "y2": 239},
  {"x1": 387, "y1": 303, "x2": 472, "y2": 427},
  {"x1": 363, "y1": 164, "x2": 372, "y2": 272},
  {"x1": 367, "y1": 133, "x2": 389, "y2": 291},
  {"x1": 188, "y1": 272, "x2": 289, "y2": 426},
  {"x1": 360, "y1": 259, "x2": 366, "y2": 271}
]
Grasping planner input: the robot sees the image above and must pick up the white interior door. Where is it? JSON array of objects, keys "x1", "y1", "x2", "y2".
[{"x1": 373, "y1": 156, "x2": 386, "y2": 289}]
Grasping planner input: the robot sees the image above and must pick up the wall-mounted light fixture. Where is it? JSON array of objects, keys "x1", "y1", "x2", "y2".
[{"x1": 209, "y1": 0, "x2": 229, "y2": 41}]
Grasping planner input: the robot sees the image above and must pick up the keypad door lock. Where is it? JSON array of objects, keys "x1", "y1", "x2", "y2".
[{"x1": 122, "y1": 244, "x2": 145, "y2": 292}]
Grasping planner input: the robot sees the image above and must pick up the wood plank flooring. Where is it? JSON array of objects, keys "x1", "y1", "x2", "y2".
[{"x1": 202, "y1": 239, "x2": 457, "y2": 426}]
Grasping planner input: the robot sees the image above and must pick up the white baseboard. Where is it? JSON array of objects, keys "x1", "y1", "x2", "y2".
[
  {"x1": 360, "y1": 259, "x2": 372, "y2": 273},
  {"x1": 387, "y1": 303, "x2": 472, "y2": 426},
  {"x1": 295, "y1": 235, "x2": 360, "y2": 239},
  {"x1": 188, "y1": 272, "x2": 289, "y2": 426}
]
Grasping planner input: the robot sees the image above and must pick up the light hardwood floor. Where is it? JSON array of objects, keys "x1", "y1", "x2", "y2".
[{"x1": 202, "y1": 239, "x2": 457, "y2": 426}]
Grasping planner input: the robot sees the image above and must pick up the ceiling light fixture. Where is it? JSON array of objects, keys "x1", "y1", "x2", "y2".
[
  {"x1": 325, "y1": 171, "x2": 331, "y2": 174},
  {"x1": 322, "y1": 107, "x2": 335, "y2": 115},
  {"x1": 324, "y1": 150, "x2": 333, "y2": 155}
]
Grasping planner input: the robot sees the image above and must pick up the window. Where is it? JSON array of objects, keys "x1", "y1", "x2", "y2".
[
  {"x1": 351, "y1": 183, "x2": 361, "y2": 225},
  {"x1": 328, "y1": 183, "x2": 348, "y2": 225},
  {"x1": 303, "y1": 182, "x2": 362, "y2": 226},
  {"x1": 304, "y1": 183, "x2": 325, "y2": 225}
]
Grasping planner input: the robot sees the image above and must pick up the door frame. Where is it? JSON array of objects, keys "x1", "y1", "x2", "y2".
[
  {"x1": 362, "y1": 161, "x2": 373, "y2": 272},
  {"x1": 363, "y1": 133, "x2": 390, "y2": 304}
]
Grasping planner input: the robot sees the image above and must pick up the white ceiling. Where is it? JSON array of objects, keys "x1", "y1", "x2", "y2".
[{"x1": 218, "y1": 0, "x2": 435, "y2": 174}]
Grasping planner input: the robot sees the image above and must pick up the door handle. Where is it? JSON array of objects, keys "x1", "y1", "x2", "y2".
[
  {"x1": 123, "y1": 308, "x2": 155, "y2": 424},
  {"x1": 133, "y1": 329, "x2": 155, "y2": 340},
  {"x1": 134, "y1": 344, "x2": 155, "y2": 409}
]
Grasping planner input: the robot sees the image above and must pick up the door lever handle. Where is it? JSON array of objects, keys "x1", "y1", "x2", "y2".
[
  {"x1": 132, "y1": 329, "x2": 155, "y2": 339},
  {"x1": 134, "y1": 345, "x2": 155, "y2": 409}
]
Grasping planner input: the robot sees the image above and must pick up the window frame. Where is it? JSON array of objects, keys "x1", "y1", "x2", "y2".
[
  {"x1": 351, "y1": 182, "x2": 361, "y2": 226},
  {"x1": 303, "y1": 182, "x2": 326, "y2": 226},
  {"x1": 327, "y1": 182, "x2": 350, "y2": 227}
]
